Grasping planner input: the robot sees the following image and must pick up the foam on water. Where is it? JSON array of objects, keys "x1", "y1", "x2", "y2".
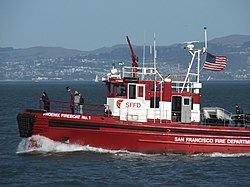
[
  {"x1": 16, "y1": 135, "x2": 145, "y2": 156},
  {"x1": 192, "y1": 152, "x2": 250, "y2": 158},
  {"x1": 206, "y1": 152, "x2": 250, "y2": 158}
]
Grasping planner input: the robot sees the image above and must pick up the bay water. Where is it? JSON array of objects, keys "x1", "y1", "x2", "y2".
[{"x1": 1, "y1": 80, "x2": 250, "y2": 186}]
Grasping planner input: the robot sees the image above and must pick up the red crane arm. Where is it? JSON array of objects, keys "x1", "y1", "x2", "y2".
[{"x1": 126, "y1": 36, "x2": 138, "y2": 77}]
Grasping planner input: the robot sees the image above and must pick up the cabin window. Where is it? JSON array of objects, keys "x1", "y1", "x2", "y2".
[
  {"x1": 172, "y1": 96, "x2": 181, "y2": 111},
  {"x1": 129, "y1": 84, "x2": 136, "y2": 99},
  {"x1": 172, "y1": 96, "x2": 182, "y2": 122},
  {"x1": 116, "y1": 84, "x2": 126, "y2": 96},
  {"x1": 150, "y1": 97, "x2": 160, "y2": 108},
  {"x1": 109, "y1": 83, "x2": 114, "y2": 97},
  {"x1": 184, "y1": 98, "x2": 190, "y2": 105},
  {"x1": 138, "y1": 86, "x2": 144, "y2": 97},
  {"x1": 150, "y1": 84, "x2": 160, "y2": 91}
]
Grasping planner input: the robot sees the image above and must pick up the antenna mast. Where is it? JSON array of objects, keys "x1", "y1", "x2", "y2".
[
  {"x1": 181, "y1": 40, "x2": 202, "y2": 93},
  {"x1": 143, "y1": 32, "x2": 146, "y2": 69},
  {"x1": 153, "y1": 33, "x2": 157, "y2": 70},
  {"x1": 142, "y1": 32, "x2": 146, "y2": 79},
  {"x1": 204, "y1": 27, "x2": 208, "y2": 51}
]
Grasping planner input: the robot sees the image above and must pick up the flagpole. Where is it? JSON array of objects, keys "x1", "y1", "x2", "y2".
[{"x1": 200, "y1": 27, "x2": 208, "y2": 73}]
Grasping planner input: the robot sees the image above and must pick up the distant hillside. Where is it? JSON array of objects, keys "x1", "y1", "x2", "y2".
[
  {"x1": 0, "y1": 34, "x2": 249, "y2": 80},
  {"x1": 0, "y1": 46, "x2": 86, "y2": 60},
  {"x1": 0, "y1": 47, "x2": 14, "y2": 52},
  {"x1": 1, "y1": 34, "x2": 249, "y2": 59},
  {"x1": 210, "y1": 35, "x2": 250, "y2": 46},
  {"x1": 90, "y1": 44, "x2": 126, "y2": 55}
]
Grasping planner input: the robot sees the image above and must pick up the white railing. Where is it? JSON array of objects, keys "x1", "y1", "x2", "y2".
[
  {"x1": 122, "y1": 66, "x2": 164, "y2": 82},
  {"x1": 172, "y1": 81, "x2": 195, "y2": 93}
]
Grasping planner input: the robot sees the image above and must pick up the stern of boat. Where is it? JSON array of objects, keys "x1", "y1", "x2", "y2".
[{"x1": 17, "y1": 113, "x2": 36, "y2": 138}]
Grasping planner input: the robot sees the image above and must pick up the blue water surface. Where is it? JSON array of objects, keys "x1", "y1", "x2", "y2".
[{"x1": 0, "y1": 80, "x2": 250, "y2": 187}]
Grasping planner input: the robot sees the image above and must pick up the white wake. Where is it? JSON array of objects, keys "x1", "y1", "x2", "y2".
[
  {"x1": 192, "y1": 152, "x2": 250, "y2": 158},
  {"x1": 205, "y1": 152, "x2": 250, "y2": 158},
  {"x1": 16, "y1": 135, "x2": 144, "y2": 156}
]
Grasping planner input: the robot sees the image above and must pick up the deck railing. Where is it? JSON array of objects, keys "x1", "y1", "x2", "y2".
[
  {"x1": 40, "y1": 99, "x2": 106, "y2": 116},
  {"x1": 39, "y1": 99, "x2": 249, "y2": 127},
  {"x1": 200, "y1": 112, "x2": 249, "y2": 127}
]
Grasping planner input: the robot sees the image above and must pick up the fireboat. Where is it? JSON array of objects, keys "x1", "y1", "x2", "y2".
[{"x1": 17, "y1": 30, "x2": 250, "y2": 154}]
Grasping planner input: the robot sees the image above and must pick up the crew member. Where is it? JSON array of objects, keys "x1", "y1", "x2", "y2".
[
  {"x1": 235, "y1": 104, "x2": 244, "y2": 126},
  {"x1": 40, "y1": 91, "x2": 50, "y2": 111},
  {"x1": 79, "y1": 93, "x2": 84, "y2": 114},
  {"x1": 235, "y1": 104, "x2": 243, "y2": 114},
  {"x1": 74, "y1": 90, "x2": 81, "y2": 114},
  {"x1": 66, "y1": 86, "x2": 74, "y2": 114}
]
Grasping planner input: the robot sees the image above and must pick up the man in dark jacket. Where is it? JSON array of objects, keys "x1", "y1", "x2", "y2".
[
  {"x1": 235, "y1": 104, "x2": 244, "y2": 126},
  {"x1": 40, "y1": 92, "x2": 50, "y2": 111}
]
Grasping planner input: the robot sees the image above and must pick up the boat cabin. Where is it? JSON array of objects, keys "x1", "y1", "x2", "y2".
[
  {"x1": 101, "y1": 38, "x2": 205, "y2": 125},
  {"x1": 103, "y1": 67, "x2": 201, "y2": 125}
]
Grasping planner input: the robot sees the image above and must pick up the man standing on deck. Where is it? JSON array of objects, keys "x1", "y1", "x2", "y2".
[
  {"x1": 235, "y1": 104, "x2": 243, "y2": 114},
  {"x1": 66, "y1": 86, "x2": 74, "y2": 114},
  {"x1": 235, "y1": 104, "x2": 244, "y2": 126},
  {"x1": 74, "y1": 90, "x2": 81, "y2": 114},
  {"x1": 40, "y1": 91, "x2": 50, "y2": 111},
  {"x1": 79, "y1": 93, "x2": 84, "y2": 114}
]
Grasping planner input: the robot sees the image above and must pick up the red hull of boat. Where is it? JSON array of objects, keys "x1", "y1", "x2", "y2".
[{"x1": 17, "y1": 111, "x2": 250, "y2": 154}]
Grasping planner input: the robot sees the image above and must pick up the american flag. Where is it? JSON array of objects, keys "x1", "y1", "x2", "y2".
[{"x1": 202, "y1": 52, "x2": 228, "y2": 71}]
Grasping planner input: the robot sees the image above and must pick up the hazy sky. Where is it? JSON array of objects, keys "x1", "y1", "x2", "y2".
[{"x1": 0, "y1": 0, "x2": 249, "y2": 51}]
